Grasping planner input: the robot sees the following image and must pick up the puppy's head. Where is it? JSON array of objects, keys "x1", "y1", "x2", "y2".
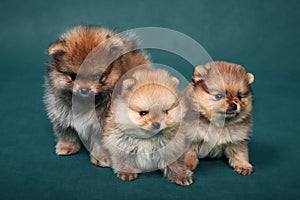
[
  {"x1": 47, "y1": 26, "x2": 126, "y2": 97},
  {"x1": 192, "y1": 61, "x2": 254, "y2": 124},
  {"x1": 112, "y1": 68, "x2": 183, "y2": 137}
]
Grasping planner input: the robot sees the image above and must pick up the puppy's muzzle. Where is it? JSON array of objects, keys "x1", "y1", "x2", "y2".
[
  {"x1": 74, "y1": 86, "x2": 95, "y2": 97},
  {"x1": 80, "y1": 87, "x2": 91, "y2": 95},
  {"x1": 151, "y1": 122, "x2": 161, "y2": 130},
  {"x1": 229, "y1": 102, "x2": 237, "y2": 111}
]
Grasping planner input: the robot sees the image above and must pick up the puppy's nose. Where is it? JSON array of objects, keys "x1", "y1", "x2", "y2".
[
  {"x1": 151, "y1": 122, "x2": 161, "y2": 130},
  {"x1": 229, "y1": 102, "x2": 237, "y2": 110},
  {"x1": 80, "y1": 87, "x2": 91, "y2": 95}
]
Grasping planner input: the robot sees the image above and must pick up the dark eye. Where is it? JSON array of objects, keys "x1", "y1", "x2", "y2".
[
  {"x1": 238, "y1": 94, "x2": 242, "y2": 100},
  {"x1": 139, "y1": 111, "x2": 149, "y2": 116},
  {"x1": 238, "y1": 92, "x2": 249, "y2": 100},
  {"x1": 215, "y1": 94, "x2": 225, "y2": 100},
  {"x1": 70, "y1": 73, "x2": 77, "y2": 81},
  {"x1": 163, "y1": 110, "x2": 168, "y2": 115},
  {"x1": 94, "y1": 75, "x2": 101, "y2": 81}
]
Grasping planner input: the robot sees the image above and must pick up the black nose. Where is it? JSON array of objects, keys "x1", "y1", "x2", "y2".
[
  {"x1": 80, "y1": 87, "x2": 91, "y2": 95},
  {"x1": 151, "y1": 122, "x2": 161, "y2": 130},
  {"x1": 229, "y1": 102, "x2": 237, "y2": 110}
]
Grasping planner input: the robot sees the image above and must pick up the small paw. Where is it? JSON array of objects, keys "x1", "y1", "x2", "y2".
[
  {"x1": 55, "y1": 141, "x2": 80, "y2": 155},
  {"x1": 174, "y1": 175, "x2": 193, "y2": 186},
  {"x1": 234, "y1": 163, "x2": 253, "y2": 175},
  {"x1": 117, "y1": 172, "x2": 138, "y2": 181},
  {"x1": 166, "y1": 167, "x2": 193, "y2": 186},
  {"x1": 90, "y1": 156, "x2": 111, "y2": 167}
]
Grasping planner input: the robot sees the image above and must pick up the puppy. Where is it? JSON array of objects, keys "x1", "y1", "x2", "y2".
[
  {"x1": 103, "y1": 67, "x2": 193, "y2": 186},
  {"x1": 44, "y1": 25, "x2": 148, "y2": 166},
  {"x1": 183, "y1": 61, "x2": 254, "y2": 175}
]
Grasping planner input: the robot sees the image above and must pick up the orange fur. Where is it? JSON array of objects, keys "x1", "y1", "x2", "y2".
[
  {"x1": 184, "y1": 61, "x2": 254, "y2": 175},
  {"x1": 45, "y1": 26, "x2": 149, "y2": 165}
]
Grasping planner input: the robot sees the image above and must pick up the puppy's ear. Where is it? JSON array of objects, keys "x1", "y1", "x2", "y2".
[
  {"x1": 108, "y1": 37, "x2": 124, "y2": 57},
  {"x1": 193, "y1": 65, "x2": 210, "y2": 82},
  {"x1": 101, "y1": 65, "x2": 123, "y2": 89},
  {"x1": 48, "y1": 41, "x2": 66, "y2": 56},
  {"x1": 171, "y1": 77, "x2": 179, "y2": 87},
  {"x1": 122, "y1": 78, "x2": 135, "y2": 92},
  {"x1": 247, "y1": 73, "x2": 254, "y2": 84}
]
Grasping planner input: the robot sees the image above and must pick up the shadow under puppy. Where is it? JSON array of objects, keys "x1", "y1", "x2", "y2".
[
  {"x1": 44, "y1": 26, "x2": 148, "y2": 166},
  {"x1": 183, "y1": 61, "x2": 254, "y2": 175},
  {"x1": 103, "y1": 67, "x2": 193, "y2": 186}
]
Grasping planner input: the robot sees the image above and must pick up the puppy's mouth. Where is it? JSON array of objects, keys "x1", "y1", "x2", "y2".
[
  {"x1": 225, "y1": 110, "x2": 237, "y2": 116},
  {"x1": 142, "y1": 128, "x2": 162, "y2": 137},
  {"x1": 73, "y1": 91, "x2": 95, "y2": 98},
  {"x1": 218, "y1": 111, "x2": 238, "y2": 118},
  {"x1": 125, "y1": 128, "x2": 161, "y2": 139}
]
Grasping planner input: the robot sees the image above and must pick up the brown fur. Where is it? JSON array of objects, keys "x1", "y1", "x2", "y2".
[
  {"x1": 183, "y1": 61, "x2": 254, "y2": 175},
  {"x1": 44, "y1": 26, "x2": 148, "y2": 164}
]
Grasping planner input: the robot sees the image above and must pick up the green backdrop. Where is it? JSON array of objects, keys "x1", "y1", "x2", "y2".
[{"x1": 0, "y1": 0, "x2": 299, "y2": 199}]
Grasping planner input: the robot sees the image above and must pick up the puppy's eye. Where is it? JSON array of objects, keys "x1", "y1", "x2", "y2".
[
  {"x1": 238, "y1": 92, "x2": 249, "y2": 100},
  {"x1": 139, "y1": 111, "x2": 149, "y2": 116},
  {"x1": 94, "y1": 75, "x2": 101, "y2": 81},
  {"x1": 238, "y1": 94, "x2": 242, "y2": 100},
  {"x1": 163, "y1": 110, "x2": 168, "y2": 115},
  {"x1": 215, "y1": 94, "x2": 225, "y2": 100},
  {"x1": 70, "y1": 73, "x2": 77, "y2": 81}
]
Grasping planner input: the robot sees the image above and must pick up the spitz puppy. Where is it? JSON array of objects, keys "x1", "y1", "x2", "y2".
[
  {"x1": 103, "y1": 67, "x2": 193, "y2": 185},
  {"x1": 183, "y1": 61, "x2": 254, "y2": 175},
  {"x1": 44, "y1": 26, "x2": 148, "y2": 166}
]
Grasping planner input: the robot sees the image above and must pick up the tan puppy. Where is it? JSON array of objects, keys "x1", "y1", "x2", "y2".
[
  {"x1": 184, "y1": 61, "x2": 254, "y2": 175},
  {"x1": 103, "y1": 67, "x2": 193, "y2": 186}
]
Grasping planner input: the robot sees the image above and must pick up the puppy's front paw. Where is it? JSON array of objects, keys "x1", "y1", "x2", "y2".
[
  {"x1": 55, "y1": 141, "x2": 80, "y2": 155},
  {"x1": 173, "y1": 174, "x2": 193, "y2": 186},
  {"x1": 165, "y1": 163, "x2": 193, "y2": 186},
  {"x1": 234, "y1": 163, "x2": 253, "y2": 175},
  {"x1": 117, "y1": 171, "x2": 138, "y2": 181},
  {"x1": 90, "y1": 155, "x2": 111, "y2": 167}
]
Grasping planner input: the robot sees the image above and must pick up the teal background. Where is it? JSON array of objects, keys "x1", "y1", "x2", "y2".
[{"x1": 0, "y1": 0, "x2": 299, "y2": 199}]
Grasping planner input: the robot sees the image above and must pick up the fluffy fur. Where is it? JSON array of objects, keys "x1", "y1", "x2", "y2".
[
  {"x1": 44, "y1": 25, "x2": 148, "y2": 166},
  {"x1": 183, "y1": 61, "x2": 254, "y2": 175},
  {"x1": 103, "y1": 67, "x2": 193, "y2": 186}
]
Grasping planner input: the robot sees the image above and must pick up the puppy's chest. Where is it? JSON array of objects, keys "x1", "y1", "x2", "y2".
[
  {"x1": 196, "y1": 124, "x2": 249, "y2": 158},
  {"x1": 72, "y1": 111, "x2": 101, "y2": 139},
  {"x1": 197, "y1": 124, "x2": 249, "y2": 145},
  {"x1": 133, "y1": 138, "x2": 168, "y2": 170}
]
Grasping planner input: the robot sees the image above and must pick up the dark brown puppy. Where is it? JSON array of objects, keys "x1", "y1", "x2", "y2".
[{"x1": 44, "y1": 26, "x2": 148, "y2": 166}]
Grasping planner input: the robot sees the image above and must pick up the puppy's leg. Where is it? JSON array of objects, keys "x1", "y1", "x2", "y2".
[
  {"x1": 183, "y1": 144, "x2": 199, "y2": 170},
  {"x1": 54, "y1": 125, "x2": 81, "y2": 155},
  {"x1": 225, "y1": 142, "x2": 253, "y2": 175},
  {"x1": 90, "y1": 144, "x2": 111, "y2": 167},
  {"x1": 112, "y1": 155, "x2": 138, "y2": 181},
  {"x1": 164, "y1": 160, "x2": 193, "y2": 186}
]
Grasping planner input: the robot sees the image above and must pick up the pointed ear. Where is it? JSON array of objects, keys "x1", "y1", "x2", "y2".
[
  {"x1": 122, "y1": 78, "x2": 135, "y2": 92},
  {"x1": 247, "y1": 73, "x2": 254, "y2": 84},
  {"x1": 108, "y1": 37, "x2": 124, "y2": 57},
  {"x1": 171, "y1": 77, "x2": 179, "y2": 87},
  {"x1": 48, "y1": 41, "x2": 66, "y2": 56},
  {"x1": 193, "y1": 65, "x2": 210, "y2": 82}
]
